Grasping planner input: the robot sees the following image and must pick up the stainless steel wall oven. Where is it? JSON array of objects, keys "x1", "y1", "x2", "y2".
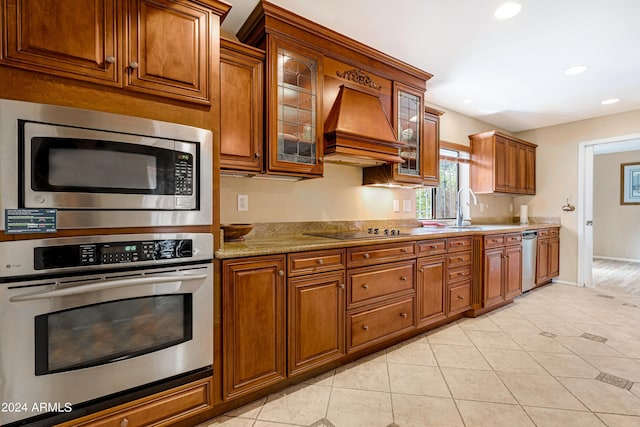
[
  {"x1": 0, "y1": 233, "x2": 213, "y2": 426},
  {"x1": 0, "y1": 99, "x2": 212, "y2": 229}
]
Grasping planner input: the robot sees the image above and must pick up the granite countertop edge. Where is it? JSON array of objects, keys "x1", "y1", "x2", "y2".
[{"x1": 215, "y1": 223, "x2": 560, "y2": 259}]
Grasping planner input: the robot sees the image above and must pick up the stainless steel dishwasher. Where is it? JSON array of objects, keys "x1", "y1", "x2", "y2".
[{"x1": 522, "y1": 231, "x2": 538, "y2": 292}]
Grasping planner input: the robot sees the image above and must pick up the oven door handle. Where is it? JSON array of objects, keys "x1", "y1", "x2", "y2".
[{"x1": 9, "y1": 274, "x2": 209, "y2": 302}]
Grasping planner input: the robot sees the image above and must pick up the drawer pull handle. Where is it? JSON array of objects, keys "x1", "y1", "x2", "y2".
[
  {"x1": 457, "y1": 295, "x2": 465, "y2": 300},
  {"x1": 400, "y1": 276, "x2": 407, "y2": 281},
  {"x1": 401, "y1": 248, "x2": 408, "y2": 253},
  {"x1": 317, "y1": 259, "x2": 324, "y2": 265},
  {"x1": 363, "y1": 325, "x2": 369, "y2": 330},
  {"x1": 430, "y1": 245, "x2": 437, "y2": 249},
  {"x1": 458, "y1": 272, "x2": 465, "y2": 276},
  {"x1": 400, "y1": 313, "x2": 408, "y2": 318},
  {"x1": 363, "y1": 253, "x2": 370, "y2": 259},
  {"x1": 491, "y1": 239, "x2": 499, "y2": 243},
  {"x1": 458, "y1": 257, "x2": 465, "y2": 261},
  {"x1": 120, "y1": 418, "x2": 129, "y2": 427},
  {"x1": 362, "y1": 284, "x2": 369, "y2": 289}
]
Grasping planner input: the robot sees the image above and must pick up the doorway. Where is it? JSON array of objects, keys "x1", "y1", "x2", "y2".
[{"x1": 578, "y1": 133, "x2": 640, "y2": 289}]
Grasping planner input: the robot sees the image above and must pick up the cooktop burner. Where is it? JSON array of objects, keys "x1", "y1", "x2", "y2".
[{"x1": 306, "y1": 228, "x2": 403, "y2": 240}]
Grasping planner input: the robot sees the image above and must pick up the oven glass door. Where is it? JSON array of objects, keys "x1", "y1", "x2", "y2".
[
  {"x1": 22, "y1": 121, "x2": 198, "y2": 210},
  {"x1": 35, "y1": 294, "x2": 193, "y2": 375}
]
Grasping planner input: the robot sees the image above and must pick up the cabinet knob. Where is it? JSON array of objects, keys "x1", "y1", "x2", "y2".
[
  {"x1": 317, "y1": 259, "x2": 324, "y2": 265},
  {"x1": 401, "y1": 248, "x2": 408, "y2": 253},
  {"x1": 120, "y1": 418, "x2": 129, "y2": 427},
  {"x1": 338, "y1": 284, "x2": 345, "y2": 289},
  {"x1": 458, "y1": 257, "x2": 465, "y2": 261},
  {"x1": 457, "y1": 295, "x2": 465, "y2": 300},
  {"x1": 363, "y1": 325, "x2": 369, "y2": 330},
  {"x1": 278, "y1": 270, "x2": 285, "y2": 277},
  {"x1": 363, "y1": 253, "x2": 370, "y2": 259},
  {"x1": 430, "y1": 245, "x2": 437, "y2": 249},
  {"x1": 362, "y1": 284, "x2": 369, "y2": 289},
  {"x1": 400, "y1": 276, "x2": 407, "y2": 281},
  {"x1": 254, "y1": 152, "x2": 261, "y2": 159},
  {"x1": 105, "y1": 55, "x2": 116, "y2": 64},
  {"x1": 129, "y1": 61, "x2": 139, "y2": 69},
  {"x1": 458, "y1": 272, "x2": 465, "y2": 276},
  {"x1": 400, "y1": 313, "x2": 408, "y2": 318}
]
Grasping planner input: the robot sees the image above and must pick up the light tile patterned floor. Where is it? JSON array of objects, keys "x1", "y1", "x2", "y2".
[{"x1": 198, "y1": 284, "x2": 640, "y2": 427}]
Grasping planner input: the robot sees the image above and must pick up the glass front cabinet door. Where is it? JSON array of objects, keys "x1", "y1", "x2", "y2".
[
  {"x1": 267, "y1": 38, "x2": 323, "y2": 177},
  {"x1": 393, "y1": 82, "x2": 425, "y2": 184}
]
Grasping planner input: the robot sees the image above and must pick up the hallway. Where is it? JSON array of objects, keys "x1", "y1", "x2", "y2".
[{"x1": 592, "y1": 258, "x2": 640, "y2": 296}]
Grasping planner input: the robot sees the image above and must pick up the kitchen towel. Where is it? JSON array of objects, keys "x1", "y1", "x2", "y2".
[{"x1": 520, "y1": 205, "x2": 529, "y2": 224}]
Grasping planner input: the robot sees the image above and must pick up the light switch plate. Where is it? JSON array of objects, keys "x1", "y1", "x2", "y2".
[
  {"x1": 393, "y1": 200, "x2": 400, "y2": 212},
  {"x1": 403, "y1": 200, "x2": 412, "y2": 212},
  {"x1": 237, "y1": 194, "x2": 249, "y2": 211}
]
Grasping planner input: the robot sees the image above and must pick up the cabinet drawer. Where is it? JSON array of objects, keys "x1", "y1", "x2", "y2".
[
  {"x1": 484, "y1": 234, "x2": 505, "y2": 248},
  {"x1": 448, "y1": 282, "x2": 472, "y2": 315},
  {"x1": 417, "y1": 239, "x2": 447, "y2": 256},
  {"x1": 348, "y1": 262, "x2": 415, "y2": 307},
  {"x1": 447, "y1": 236, "x2": 472, "y2": 252},
  {"x1": 448, "y1": 265, "x2": 472, "y2": 284},
  {"x1": 538, "y1": 229, "x2": 550, "y2": 238},
  {"x1": 288, "y1": 249, "x2": 346, "y2": 276},
  {"x1": 348, "y1": 298, "x2": 415, "y2": 351},
  {"x1": 505, "y1": 233, "x2": 522, "y2": 246},
  {"x1": 347, "y1": 242, "x2": 416, "y2": 267},
  {"x1": 65, "y1": 377, "x2": 212, "y2": 427},
  {"x1": 447, "y1": 250, "x2": 472, "y2": 268}
]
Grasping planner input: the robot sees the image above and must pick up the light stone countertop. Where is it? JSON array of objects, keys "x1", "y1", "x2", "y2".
[{"x1": 215, "y1": 222, "x2": 560, "y2": 259}]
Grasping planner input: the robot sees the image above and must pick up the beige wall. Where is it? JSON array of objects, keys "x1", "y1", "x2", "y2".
[
  {"x1": 221, "y1": 104, "x2": 507, "y2": 224},
  {"x1": 517, "y1": 109, "x2": 640, "y2": 284},
  {"x1": 593, "y1": 150, "x2": 640, "y2": 261}
]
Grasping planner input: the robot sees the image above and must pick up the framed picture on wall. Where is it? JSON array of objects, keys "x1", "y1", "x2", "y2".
[{"x1": 620, "y1": 162, "x2": 640, "y2": 205}]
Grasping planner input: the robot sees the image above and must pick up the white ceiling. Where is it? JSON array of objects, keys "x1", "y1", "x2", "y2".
[{"x1": 220, "y1": 0, "x2": 640, "y2": 132}]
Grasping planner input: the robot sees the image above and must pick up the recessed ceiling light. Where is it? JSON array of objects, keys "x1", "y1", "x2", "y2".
[
  {"x1": 463, "y1": 99, "x2": 473, "y2": 104},
  {"x1": 565, "y1": 65, "x2": 587, "y2": 75},
  {"x1": 494, "y1": 2, "x2": 522, "y2": 20},
  {"x1": 601, "y1": 98, "x2": 620, "y2": 105}
]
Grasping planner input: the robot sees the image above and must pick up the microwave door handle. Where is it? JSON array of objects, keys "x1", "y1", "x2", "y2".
[{"x1": 9, "y1": 274, "x2": 208, "y2": 302}]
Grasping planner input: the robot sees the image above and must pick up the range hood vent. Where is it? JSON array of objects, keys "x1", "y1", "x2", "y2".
[{"x1": 323, "y1": 85, "x2": 405, "y2": 166}]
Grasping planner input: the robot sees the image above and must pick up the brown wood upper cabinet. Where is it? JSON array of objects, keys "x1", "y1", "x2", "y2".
[
  {"x1": 469, "y1": 130, "x2": 537, "y2": 195},
  {"x1": 265, "y1": 37, "x2": 324, "y2": 177},
  {"x1": 1, "y1": 0, "x2": 228, "y2": 104},
  {"x1": 220, "y1": 38, "x2": 264, "y2": 173}
]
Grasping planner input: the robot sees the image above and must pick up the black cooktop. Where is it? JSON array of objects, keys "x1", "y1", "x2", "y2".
[{"x1": 305, "y1": 228, "x2": 404, "y2": 240}]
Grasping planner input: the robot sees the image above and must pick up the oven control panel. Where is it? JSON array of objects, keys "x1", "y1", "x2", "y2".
[{"x1": 34, "y1": 239, "x2": 193, "y2": 270}]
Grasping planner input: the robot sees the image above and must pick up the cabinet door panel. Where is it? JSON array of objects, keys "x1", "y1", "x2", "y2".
[
  {"x1": 483, "y1": 248, "x2": 504, "y2": 308},
  {"x1": 2, "y1": 0, "x2": 120, "y2": 85},
  {"x1": 536, "y1": 239, "x2": 549, "y2": 284},
  {"x1": 288, "y1": 272, "x2": 345, "y2": 376},
  {"x1": 417, "y1": 256, "x2": 446, "y2": 326},
  {"x1": 223, "y1": 256, "x2": 286, "y2": 400},
  {"x1": 504, "y1": 245, "x2": 522, "y2": 300},
  {"x1": 494, "y1": 137, "x2": 508, "y2": 192},
  {"x1": 127, "y1": 0, "x2": 211, "y2": 103},
  {"x1": 220, "y1": 39, "x2": 264, "y2": 172},
  {"x1": 422, "y1": 112, "x2": 440, "y2": 186},
  {"x1": 548, "y1": 237, "x2": 560, "y2": 278}
]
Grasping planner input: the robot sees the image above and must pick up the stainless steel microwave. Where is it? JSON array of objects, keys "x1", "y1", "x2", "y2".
[{"x1": 0, "y1": 99, "x2": 212, "y2": 229}]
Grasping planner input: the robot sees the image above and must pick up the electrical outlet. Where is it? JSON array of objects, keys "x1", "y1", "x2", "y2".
[
  {"x1": 393, "y1": 200, "x2": 400, "y2": 212},
  {"x1": 403, "y1": 200, "x2": 412, "y2": 212},
  {"x1": 237, "y1": 194, "x2": 248, "y2": 211}
]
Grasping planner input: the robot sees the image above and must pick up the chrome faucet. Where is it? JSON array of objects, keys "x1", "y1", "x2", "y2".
[{"x1": 456, "y1": 187, "x2": 478, "y2": 226}]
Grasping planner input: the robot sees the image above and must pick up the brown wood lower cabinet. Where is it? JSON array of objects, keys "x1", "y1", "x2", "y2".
[
  {"x1": 536, "y1": 227, "x2": 560, "y2": 285},
  {"x1": 416, "y1": 255, "x2": 447, "y2": 326},
  {"x1": 222, "y1": 255, "x2": 286, "y2": 400},
  {"x1": 288, "y1": 271, "x2": 346, "y2": 376},
  {"x1": 347, "y1": 297, "x2": 415, "y2": 352},
  {"x1": 478, "y1": 233, "x2": 523, "y2": 310},
  {"x1": 56, "y1": 377, "x2": 213, "y2": 427}
]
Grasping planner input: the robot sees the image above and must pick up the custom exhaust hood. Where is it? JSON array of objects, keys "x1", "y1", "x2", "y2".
[{"x1": 323, "y1": 85, "x2": 405, "y2": 166}]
